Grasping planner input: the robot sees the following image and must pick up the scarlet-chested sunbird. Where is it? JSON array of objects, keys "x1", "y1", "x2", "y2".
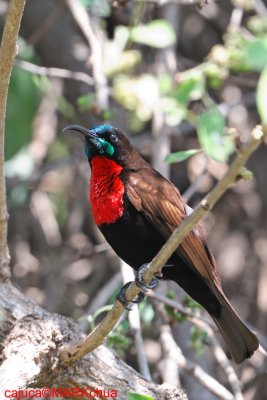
[{"x1": 63, "y1": 124, "x2": 259, "y2": 363}]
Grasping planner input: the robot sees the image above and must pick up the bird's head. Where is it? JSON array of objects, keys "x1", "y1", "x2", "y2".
[{"x1": 62, "y1": 124, "x2": 136, "y2": 166}]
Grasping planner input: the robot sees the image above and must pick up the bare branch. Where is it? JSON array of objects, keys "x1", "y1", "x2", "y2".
[
  {"x1": 209, "y1": 333, "x2": 244, "y2": 400},
  {"x1": 0, "y1": 0, "x2": 26, "y2": 276},
  {"x1": 66, "y1": 0, "x2": 109, "y2": 110},
  {"x1": 121, "y1": 261, "x2": 152, "y2": 381},
  {"x1": 59, "y1": 125, "x2": 265, "y2": 365},
  {"x1": 14, "y1": 59, "x2": 94, "y2": 86},
  {"x1": 147, "y1": 291, "x2": 215, "y2": 328},
  {"x1": 153, "y1": 291, "x2": 244, "y2": 398},
  {"x1": 160, "y1": 324, "x2": 235, "y2": 400}
]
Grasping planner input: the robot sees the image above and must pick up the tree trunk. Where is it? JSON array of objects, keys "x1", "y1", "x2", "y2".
[{"x1": 0, "y1": 278, "x2": 187, "y2": 400}]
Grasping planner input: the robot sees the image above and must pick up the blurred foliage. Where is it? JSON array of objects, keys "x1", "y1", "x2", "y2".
[
  {"x1": 5, "y1": 6, "x2": 267, "y2": 168},
  {"x1": 257, "y1": 64, "x2": 267, "y2": 124},
  {"x1": 80, "y1": 0, "x2": 110, "y2": 17},
  {"x1": 130, "y1": 19, "x2": 176, "y2": 49},
  {"x1": 3, "y1": 1, "x2": 267, "y2": 395},
  {"x1": 87, "y1": 304, "x2": 113, "y2": 330},
  {"x1": 5, "y1": 37, "x2": 40, "y2": 161},
  {"x1": 6, "y1": 69, "x2": 39, "y2": 161},
  {"x1": 107, "y1": 320, "x2": 132, "y2": 357},
  {"x1": 164, "y1": 149, "x2": 200, "y2": 164},
  {"x1": 165, "y1": 293, "x2": 187, "y2": 324},
  {"x1": 189, "y1": 326, "x2": 209, "y2": 357},
  {"x1": 139, "y1": 299, "x2": 155, "y2": 325},
  {"x1": 6, "y1": 8, "x2": 267, "y2": 165},
  {"x1": 197, "y1": 108, "x2": 234, "y2": 163},
  {"x1": 127, "y1": 394, "x2": 155, "y2": 400}
]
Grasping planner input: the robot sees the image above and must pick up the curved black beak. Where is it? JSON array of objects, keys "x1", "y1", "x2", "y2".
[{"x1": 62, "y1": 124, "x2": 97, "y2": 140}]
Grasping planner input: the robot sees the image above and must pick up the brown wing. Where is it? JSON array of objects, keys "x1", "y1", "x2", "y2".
[
  {"x1": 126, "y1": 168, "x2": 259, "y2": 364},
  {"x1": 126, "y1": 168, "x2": 221, "y2": 288}
]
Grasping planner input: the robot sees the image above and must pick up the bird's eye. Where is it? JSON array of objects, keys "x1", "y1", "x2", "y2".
[{"x1": 110, "y1": 132, "x2": 118, "y2": 142}]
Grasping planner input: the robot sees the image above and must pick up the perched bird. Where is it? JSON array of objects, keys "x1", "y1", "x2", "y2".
[{"x1": 63, "y1": 123, "x2": 259, "y2": 363}]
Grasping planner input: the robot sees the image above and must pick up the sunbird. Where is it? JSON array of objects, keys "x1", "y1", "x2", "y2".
[{"x1": 63, "y1": 123, "x2": 259, "y2": 363}]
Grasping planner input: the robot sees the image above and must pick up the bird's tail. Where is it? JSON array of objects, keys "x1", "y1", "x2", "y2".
[{"x1": 211, "y1": 289, "x2": 259, "y2": 364}]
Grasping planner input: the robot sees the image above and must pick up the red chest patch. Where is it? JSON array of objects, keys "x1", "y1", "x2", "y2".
[{"x1": 89, "y1": 156, "x2": 124, "y2": 225}]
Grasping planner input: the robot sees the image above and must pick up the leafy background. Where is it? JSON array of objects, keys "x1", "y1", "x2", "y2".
[{"x1": 1, "y1": 0, "x2": 267, "y2": 398}]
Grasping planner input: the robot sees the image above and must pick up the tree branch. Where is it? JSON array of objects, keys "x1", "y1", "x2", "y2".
[
  {"x1": 0, "y1": 280, "x2": 187, "y2": 400},
  {"x1": 150, "y1": 291, "x2": 244, "y2": 398},
  {"x1": 59, "y1": 125, "x2": 265, "y2": 365},
  {"x1": 0, "y1": 0, "x2": 26, "y2": 277},
  {"x1": 66, "y1": 0, "x2": 109, "y2": 110},
  {"x1": 159, "y1": 324, "x2": 235, "y2": 400},
  {"x1": 14, "y1": 59, "x2": 94, "y2": 86}
]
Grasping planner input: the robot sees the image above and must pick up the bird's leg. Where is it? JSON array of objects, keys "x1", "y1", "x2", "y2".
[
  {"x1": 116, "y1": 281, "x2": 145, "y2": 311},
  {"x1": 117, "y1": 263, "x2": 162, "y2": 310},
  {"x1": 135, "y1": 263, "x2": 159, "y2": 292}
]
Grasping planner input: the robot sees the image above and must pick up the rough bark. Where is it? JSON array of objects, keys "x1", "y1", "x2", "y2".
[{"x1": 0, "y1": 279, "x2": 187, "y2": 400}]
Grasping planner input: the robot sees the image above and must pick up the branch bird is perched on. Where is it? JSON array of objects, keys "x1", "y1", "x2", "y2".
[{"x1": 63, "y1": 123, "x2": 259, "y2": 363}]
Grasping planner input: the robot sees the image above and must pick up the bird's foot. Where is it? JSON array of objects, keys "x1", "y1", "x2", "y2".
[
  {"x1": 116, "y1": 263, "x2": 159, "y2": 310},
  {"x1": 135, "y1": 263, "x2": 159, "y2": 292},
  {"x1": 116, "y1": 281, "x2": 145, "y2": 311}
]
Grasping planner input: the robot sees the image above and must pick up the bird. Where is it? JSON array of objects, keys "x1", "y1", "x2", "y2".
[{"x1": 63, "y1": 123, "x2": 259, "y2": 363}]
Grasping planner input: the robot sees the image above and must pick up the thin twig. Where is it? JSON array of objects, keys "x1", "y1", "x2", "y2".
[
  {"x1": 0, "y1": 0, "x2": 26, "y2": 274},
  {"x1": 229, "y1": 7, "x2": 243, "y2": 28},
  {"x1": 254, "y1": 0, "x2": 267, "y2": 16},
  {"x1": 189, "y1": 315, "x2": 244, "y2": 399},
  {"x1": 147, "y1": 291, "x2": 215, "y2": 328},
  {"x1": 66, "y1": 0, "x2": 109, "y2": 110},
  {"x1": 156, "y1": 302, "x2": 180, "y2": 387},
  {"x1": 153, "y1": 291, "x2": 244, "y2": 398},
  {"x1": 120, "y1": 261, "x2": 152, "y2": 381},
  {"x1": 209, "y1": 333, "x2": 244, "y2": 400},
  {"x1": 182, "y1": 155, "x2": 209, "y2": 203},
  {"x1": 155, "y1": 293, "x2": 244, "y2": 398},
  {"x1": 14, "y1": 59, "x2": 94, "y2": 86},
  {"x1": 59, "y1": 125, "x2": 265, "y2": 364},
  {"x1": 27, "y1": 0, "x2": 66, "y2": 45},
  {"x1": 160, "y1": 324, "x2": 235, "y2": 400}
]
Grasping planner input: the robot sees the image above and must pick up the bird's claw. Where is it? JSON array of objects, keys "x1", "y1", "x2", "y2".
[
  {"x1": 116, "y1": 281, "x2": 145, "y2": 311},
  {"x1": 117, "y1": 263, "x2": 159, "y2": 310},
  {"x1": 135, "y1": 263, "x2": 159, "y2": 292}
]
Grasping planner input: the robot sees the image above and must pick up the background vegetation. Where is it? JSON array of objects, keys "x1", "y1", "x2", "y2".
[{"x1": 1, "y1": 0, "x2": 267, "y2": 398}]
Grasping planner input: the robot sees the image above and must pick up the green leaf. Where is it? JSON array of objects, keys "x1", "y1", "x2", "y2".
[
  {"x1": 139, "y1": 302, "x2": 154, "y2": 325},
  {"x1": 80, "y1": 0, "x2": 110, "y2": 17},
  {"x1": 127, "y1": 393, "x2": 155, "y2": 400},
  {"x1": 238, "y1": 167, "x2": 253, "y2": 181},
  {"x1": 131, "y1": 20, "x2": 176, "y2": 48},
  {"x1": 114, "y1": 74, "x2": 159, "y2": 121},
  {"x1": 189, "y1": 326, "x2": 208, "y2": 357},
  {"x1": 161, "y1": 98, "x2": 186, "y2": 126},
  {"x1": 175, "y1": 72, "x2": 205, "y2": 104},
  {"x1": 105, "y1": 50, "x2": 141, "y2": 76},
  {"x1": 159, "y1": 73, "x2": 173, "y2": 94},
  {"x1": 246, "y1": 37, "x2": 267, "y2": 71},
  {"x1": 77, "y1": 93, "x2": 96, "y2": 112},
  {"x1": 107, "y1": 320, "x2": 131, "y2": 357},
  {"x1": 184, "y1": 296, "x2": 202, "y2": 310},
  {"x1": 197, "y1": 108, "x2": 235, "y2": 162},
  {"x1": 164, "y1": 149, "x2": 200, "y2": 164},
  {"x1": 256, "y1": 64, "x2": 267, "y2": 124},
  {"x1": 247, "y1": 16, "x2": 267, "y2": 35}
]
